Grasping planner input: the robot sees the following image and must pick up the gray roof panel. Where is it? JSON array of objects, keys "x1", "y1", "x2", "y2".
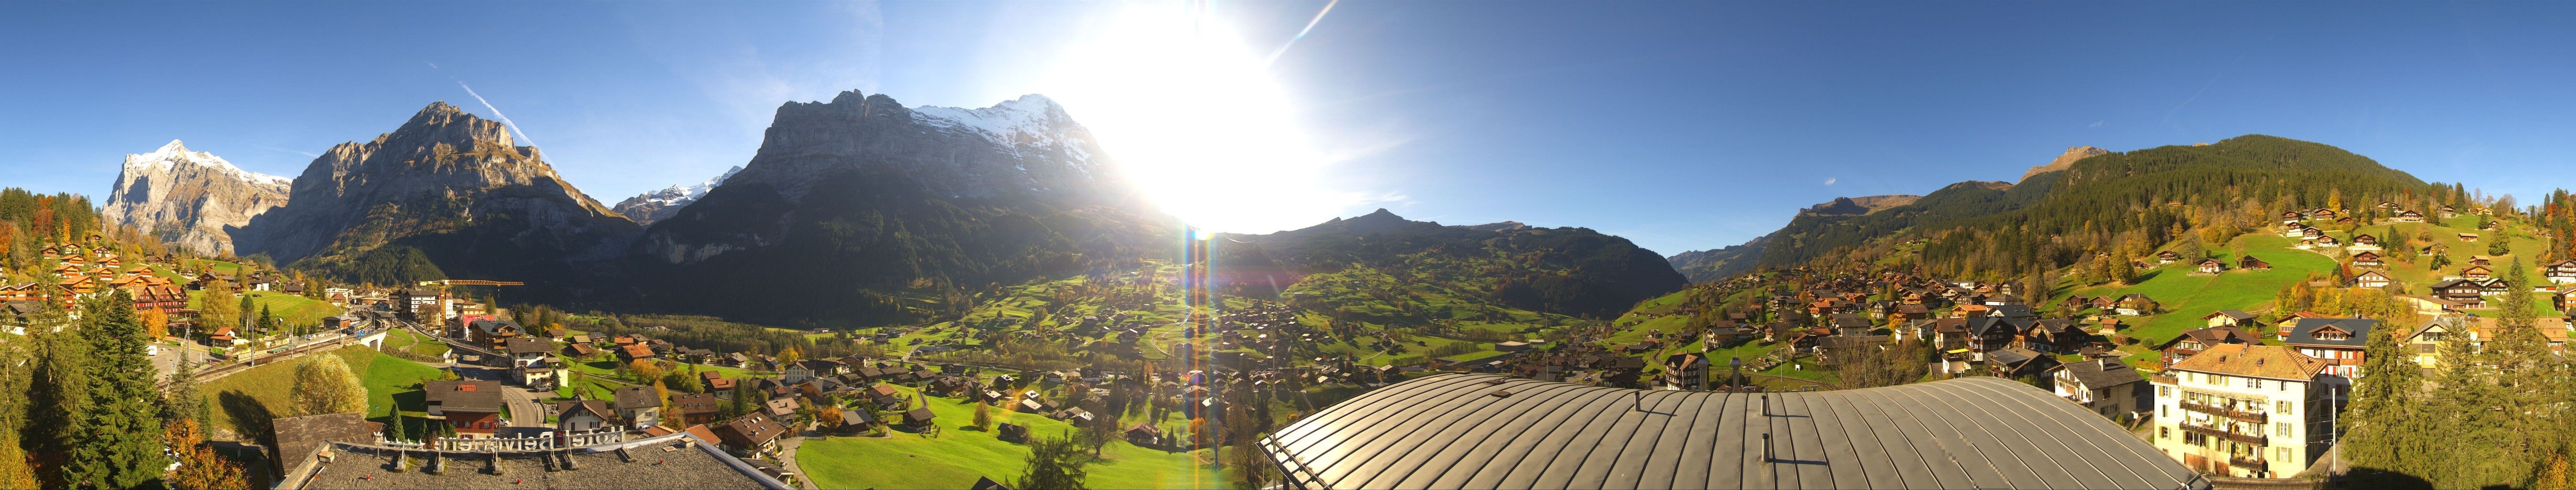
[{"x1": 1262, "y1": 374, "x2": 2208, "y2": 490}]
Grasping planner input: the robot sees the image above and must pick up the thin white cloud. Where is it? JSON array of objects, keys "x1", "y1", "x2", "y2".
[
  {"x1": 1823, "y1": 178, "x2": 1838, "y2": 186},
  {"x1": 250, "y1": 145, "x2": 319, "y2": 158},
  {"x1": 2089, "y1": 120, "x2": 2105, "y2": 128},
  {"x1": 454, "y1": 79, "x2": 538, "y2": 148},
  {"x1": 425, "y1": 61, "x2": 439, "y2": 69}
]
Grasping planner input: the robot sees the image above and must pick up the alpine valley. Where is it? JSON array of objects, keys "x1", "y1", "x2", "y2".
[{"x1": 106, "y1": 90, "x2": 1694, "y2": 330}]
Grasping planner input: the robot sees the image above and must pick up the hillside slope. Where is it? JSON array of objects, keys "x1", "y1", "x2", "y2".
[
  {"x1": 1216, "y1": 209, "x2": 1686, "y2": 319},
  {"x1": 1749, "y1": 135, "x2": 2433, "y2": 276}
]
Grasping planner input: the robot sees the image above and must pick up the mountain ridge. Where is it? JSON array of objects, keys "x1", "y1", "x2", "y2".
[
  {"x1": 235, "y1": 101, "x2": 639, "y2": 293},
  {"x1": 102, "y1": 140, "x2": 292, "y2": 255}
]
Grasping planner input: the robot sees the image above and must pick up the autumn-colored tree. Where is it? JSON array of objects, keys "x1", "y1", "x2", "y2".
[
  {"x1": 138, "y1": 308, "x2": 167, "y2": 340},
  {"x1": 167, "y1": 419, "x2": 247, "y2": 490},
  {"x1": 630, "y1": 359, "x2": 664, "y2": 385},
  {"x1": 290, "y1": 354, "x2": 367, "y2": 416},
  {"x1": 654, "y1": 379, "x2": 678, "y2": 428},
  {"x1": 972, "y1": 400, "x2": 994, "y2": 430}
]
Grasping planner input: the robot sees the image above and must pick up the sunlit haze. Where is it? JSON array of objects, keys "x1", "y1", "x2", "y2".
[{"x1": 1035, "y1": 2, "x2": 1352, "y2": 234}]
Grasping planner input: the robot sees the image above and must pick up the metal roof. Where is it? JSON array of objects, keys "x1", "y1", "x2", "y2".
[{"x1": 1259, "y1": 373, "x2": 2207, "y2": 490}]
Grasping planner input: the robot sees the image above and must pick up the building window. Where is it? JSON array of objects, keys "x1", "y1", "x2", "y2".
[
  {"x1": 2160, "y1": 427, "x2": 2170, "y2": 439},
  {"x1": 2277, "y1": 447, "x2": 2290, "y2": 463},
  {"x1": 2246, "y1": 377, "x2": 2261, "y2": 389},
  {"x1": 2277, "y1": 400, "x2": 2292, "y2": 413},
  {"x1": 2277, "y1": 422, "x2": 2292, "y2": 436}
]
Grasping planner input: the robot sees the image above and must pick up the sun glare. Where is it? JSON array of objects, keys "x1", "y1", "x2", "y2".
[{"x1": 1037, "y1": 2, "x2": 1358, "y2": 234}]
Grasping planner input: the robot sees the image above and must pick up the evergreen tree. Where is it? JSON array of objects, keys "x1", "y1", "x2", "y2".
[
  {"x1": 62, "y1": 290, "x2": 168, "y2": 488},
  {"x1": 238, "y1": 293, "x2": 255, "y2": 333},
  {"x1": 386, "y1": 410, "x2": 408, "y2": 443},
  {"x1": 0, "y1": 314, "x2": 36, "y2": 489},
  {"x1": 2343, "y1": 316, "x2": 2428, "y2": 484},
  {"x1": 163, "y1": 351, "x2": 208, "y2": 427},
  {"x1": 1013, "y1": 430, "x2": 1089, "y2": 490}
]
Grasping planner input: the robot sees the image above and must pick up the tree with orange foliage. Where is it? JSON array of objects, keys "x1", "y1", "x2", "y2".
[
  {"x1": 167, "y1": 419, "x2": 246, "y2": 490},
  {"x1": 138, "y1": 309, "x2": 167, "y2": 340}
]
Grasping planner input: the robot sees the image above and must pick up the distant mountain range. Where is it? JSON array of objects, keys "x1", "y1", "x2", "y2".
[{"x1": 103, "y1": 91, "x2": 1690, "y2": 324}]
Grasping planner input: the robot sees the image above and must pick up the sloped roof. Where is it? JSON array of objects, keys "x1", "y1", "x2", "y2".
[
  {"x1": 2165, "y1": 344, "x2": 2326, "y2": 381},
  {"x1": 1259, "y1": 373, "x2": 2207, "y2": 490},
  {"x1": 2052, "y1": 358, "x2": 2146, "y2": 389},
  {"x1": 2286, "y1": 317, "x2": 2378, "y2": 348}
]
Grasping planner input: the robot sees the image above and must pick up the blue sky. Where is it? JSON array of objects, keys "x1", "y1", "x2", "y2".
[{"x1": 6, "y1": 2, "x2": 2576, "y2": 257}]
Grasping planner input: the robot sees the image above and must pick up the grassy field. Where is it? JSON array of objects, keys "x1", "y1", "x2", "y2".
[
  {"x1": 187, "y1": 289, "x2": 345, "y2": 331},
  {"x1": 202, "y1": 346, "x2": 444, "y2": 439},
  {"x1": 382, "y1": 328, "x2": 451, "y2": 358},
  {"x1": 2070, "y1": 234, "x2": 2339, "y2": 346},
  {"x1": 797, "y1": 383, "x2": 1228, "y2": 490}
]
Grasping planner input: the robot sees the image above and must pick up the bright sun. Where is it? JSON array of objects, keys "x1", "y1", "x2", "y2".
[{"x1": 1036, "y1": 2, "x2": 1363, "y2": 234}]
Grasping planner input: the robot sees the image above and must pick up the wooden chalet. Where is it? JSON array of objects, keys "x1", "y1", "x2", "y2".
[{"x1": 2237, "y1": 255, "x2": 2271, "y2": 270}]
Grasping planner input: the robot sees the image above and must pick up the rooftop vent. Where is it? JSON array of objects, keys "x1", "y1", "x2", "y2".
[{"x1": 1490, "y1": 390, "x2": 1514, "y2": 398}]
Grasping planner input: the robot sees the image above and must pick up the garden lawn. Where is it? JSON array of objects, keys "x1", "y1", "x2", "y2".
[
  {"x1": 202, "y1": 346, "x2": 443, "y2": 439},
  {"x1": 796, "y1": 384, "x2": 1226, "y2": 490}
]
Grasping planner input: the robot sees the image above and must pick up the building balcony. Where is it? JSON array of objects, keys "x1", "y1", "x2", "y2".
[
  {"x1": 2231, "y1": 455, "x2": 2268, "y2": 469},
  {"x1": 2180, "y1": 423, "x2": 2268, "y2": 446},
  {"x1": 2180, "y1": 400, "x2": 2268, "y2": 424}
]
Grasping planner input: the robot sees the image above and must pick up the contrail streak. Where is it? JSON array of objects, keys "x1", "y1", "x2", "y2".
[
  {"x1": 250, "y1": 145, "x2": 319, "y2": 158},
  {"x1": 1263, "y1": 0, "x2": 1340, "y2": 67},
  {"x1": 454, "y1": 79, "x2": 537, "y2": 148}
]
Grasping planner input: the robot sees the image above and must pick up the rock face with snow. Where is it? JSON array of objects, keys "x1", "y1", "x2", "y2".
[
  {"x1": 714, "y1": 91, "x2": 1123, "y2": 206},
  {"x1": 234, "y1": 102, "x2": 638, "y2": 291},
  {"x1": 101, "y1": 140, "x2": 293, "y2": 255},
  {"x1": 612, "y1": 166, "x2": 740, "y2": 224},
  {"x1": 623, "y1": 91, "x2": 1167, "y2": 326}
]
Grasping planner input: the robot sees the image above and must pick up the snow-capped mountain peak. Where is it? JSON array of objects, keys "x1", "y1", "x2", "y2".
[
  {"x1": 127, "y1": 139, "x2": 294, "y2": 187},
  {"x1": 103, "y1": 140, "x2": 294, "y2": 254},
  {"x1": 612, "y1": 165, "x2": 742, "y2": 224},
  {"x1": 908, "y1": 94, "x2": 1096, "y2": 172}
]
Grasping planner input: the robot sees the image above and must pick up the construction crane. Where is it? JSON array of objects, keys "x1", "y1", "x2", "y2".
[{"x1": 416, "y1": 279, "x2": 526, "y2": 287}]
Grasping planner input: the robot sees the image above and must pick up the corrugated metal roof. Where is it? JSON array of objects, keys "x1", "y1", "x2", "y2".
[{"x1": 1260, "y1": 373, "x2": 2207, "y2": 490}]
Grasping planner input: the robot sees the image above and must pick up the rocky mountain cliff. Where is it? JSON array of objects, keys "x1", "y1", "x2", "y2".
[
  {"x1": 613, "y1": 166, "x2": 740, "y2": 224},
  {"x1": 621, "y1": 91, "x2": 1168, "y2": 326},
  {"x1": 101, "y1": 140, "x2": 291, "y2": 255},
  {"x1": 234, "y1": 102, "x2": 638, "y2": 292},
  {"x1": 2020, "y1": 145, "x2": 2109, "y2": 182}
]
